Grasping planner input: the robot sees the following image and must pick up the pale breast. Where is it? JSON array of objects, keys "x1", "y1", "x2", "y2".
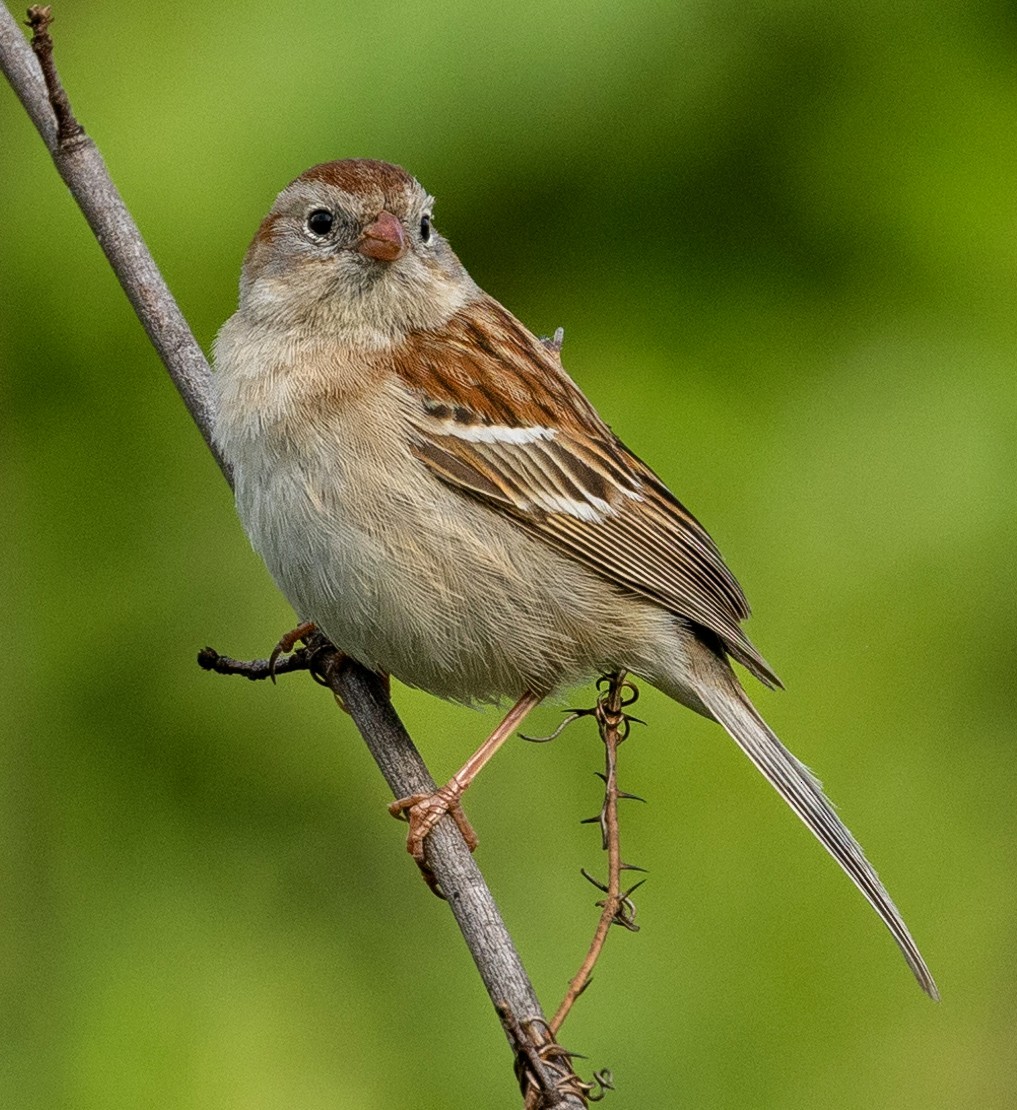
[{"x1": 212, "y1": 328, "x2": 677, "y2": 702}]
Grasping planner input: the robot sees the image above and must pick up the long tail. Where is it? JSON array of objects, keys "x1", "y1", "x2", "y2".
[{"x1": 687, "y1": 646, "x2": 938, "y2": 999}]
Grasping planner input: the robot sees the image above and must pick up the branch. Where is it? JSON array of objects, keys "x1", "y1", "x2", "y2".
[
  {"x1": 551, "y1": 674, "x2": 644, "y2": 1037},
  {"x1": 0, "y1": 8, "x2": 586, "y2": 1106}
]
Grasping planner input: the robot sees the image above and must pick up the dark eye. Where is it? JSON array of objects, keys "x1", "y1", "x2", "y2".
[
  {"x1": 420, "y1": 213, "x2": 432, "y2": 242},
  {"x1": 306, "y1": 209, "x2": 334, "y2": 237}
]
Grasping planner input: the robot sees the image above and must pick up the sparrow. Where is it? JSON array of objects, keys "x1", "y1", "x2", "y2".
[{"x1": 211, "y1": 158, "x2": 937, "y2": 998}]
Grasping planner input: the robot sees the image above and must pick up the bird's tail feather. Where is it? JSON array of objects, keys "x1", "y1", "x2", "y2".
[{"x1": 687, "y1": 648, "x2": 938, "y2": 999}]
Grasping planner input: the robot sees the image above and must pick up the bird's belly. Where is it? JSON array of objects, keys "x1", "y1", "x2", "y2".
[{"x1": 234, "y1": 433, "x2": 671, "y2": 704}]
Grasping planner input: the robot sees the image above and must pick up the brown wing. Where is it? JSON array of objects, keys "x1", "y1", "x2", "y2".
[{"x1": 395, "y1": 295, "x2": 781, "y2": 688}]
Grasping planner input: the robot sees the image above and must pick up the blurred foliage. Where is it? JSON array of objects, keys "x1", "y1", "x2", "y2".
[{"x1": 3, "y1": 0, "x2": 1015, "y2": 1107}]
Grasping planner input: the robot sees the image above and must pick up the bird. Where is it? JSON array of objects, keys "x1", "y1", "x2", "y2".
[{"x1": 211, "y1": 157, "x2": 937, "y2": 998}]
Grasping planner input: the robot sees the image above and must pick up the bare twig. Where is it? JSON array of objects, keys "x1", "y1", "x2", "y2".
[
  {"x1": 551, "y1": 673, "x2": 644, "y2": 1035},
  {"x1": 196, "y1": 645, "x2": 322, "y2": 682},
  {"x1": 25, "y1": 7, "x2": 78, "y2": 141},
  {"x1": 0, "y1": 8, "x2": 585, "y2": 1106}
]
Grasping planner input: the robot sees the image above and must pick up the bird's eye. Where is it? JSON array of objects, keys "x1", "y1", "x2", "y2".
[
  {"x1": 306, "y1": 209, "x2": 334, "y2": 237},
  {"x1": 420, "y1": 213, "x2": 432, "y2": 242}
]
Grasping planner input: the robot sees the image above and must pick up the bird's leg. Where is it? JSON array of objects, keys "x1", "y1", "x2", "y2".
[{"x1": 390, "y1": 690, "x2": 544, "y2": 864}]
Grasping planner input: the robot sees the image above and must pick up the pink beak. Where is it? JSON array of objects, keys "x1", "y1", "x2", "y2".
[{"x1": 357, "y1": 210, "x2": 407, "y2": 262}]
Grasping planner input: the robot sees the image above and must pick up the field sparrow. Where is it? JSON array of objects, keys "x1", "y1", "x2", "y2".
[{"x1": 212, "y1": 159, "x2": 937, "y2": 998}]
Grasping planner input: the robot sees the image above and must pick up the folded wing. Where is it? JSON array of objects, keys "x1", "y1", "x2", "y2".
[{"x1": 395, "y1": 295, "x2": 780, "y2": 687}]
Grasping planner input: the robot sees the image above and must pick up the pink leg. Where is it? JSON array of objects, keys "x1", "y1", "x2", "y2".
[{"x1": 390, "y1": 691, "x2": 544, "y2": 864}]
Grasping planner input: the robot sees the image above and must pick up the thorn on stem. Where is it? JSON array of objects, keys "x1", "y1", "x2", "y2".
[
  {"x1": 551, "y1": 671, "x2": 648, "y2": 1037},
  {"x1": 580, "y1": 868, "x2": 609, "y2": 894},
  {"x1": 520, "y1": 709, "x2": 591, "y2": 744}
]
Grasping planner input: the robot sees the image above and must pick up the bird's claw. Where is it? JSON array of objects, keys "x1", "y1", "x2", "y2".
[
  {"x1": 268, "y1": 621, "x2": 318, "y2": 682},
  {"x1": 389, "y1": 783, "x2": 478, "y2": 881}
]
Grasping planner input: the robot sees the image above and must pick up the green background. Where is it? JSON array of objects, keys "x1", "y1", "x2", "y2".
[{"x1": 3, "y1": 1, "x2": 1014, "y2": 1106}]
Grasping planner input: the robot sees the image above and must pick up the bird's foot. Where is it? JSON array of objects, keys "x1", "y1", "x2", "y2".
[
  {"x1": 268, "y1": 621, "x2": 318, "y2": 681},
  {"x1": 389, "y1": 780, "x2": 478, "y2": 869}
]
